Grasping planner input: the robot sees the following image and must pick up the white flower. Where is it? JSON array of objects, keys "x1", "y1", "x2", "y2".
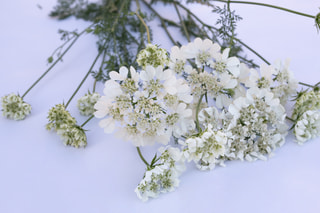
[
  {"x1": 56, "y1": 124, "x2": 87, "y2": 148},
  {"x1": 294, "y1": 110, "x2": 320, "y2": 144},
  {"x1": 1, "y1": 93, "x2": 31, "y2": 120},
  {"x1": 211, "y1": 48, "x2": 240, "y2": 77},
  {"x1": 77, "y1": 92, "x2": 100, "y2": 116},
  {"x1": 135, "y1": 146, "x2": 185, "y2": 202},
  {"x1": 136, "y1": 44, "x2": 169, "y2": 69},
  {"x1": 245, "y1": 63, "x2": 275, "y2": 89},
  {"x1": 227, "y1": 87, "x2": 287, "y2": 161},
  {"x1": 292, "y1": 90, "x2": 320, "y2": 120},
  {"x1": 183, "y1": 38, "x2": 221, "y2": 67},
  {"x1": 182, "y1": 124, "x2": 227, "y2": 170},
  {"x1": 166, "y1": 103, "x2": 194, "y2": 138}
]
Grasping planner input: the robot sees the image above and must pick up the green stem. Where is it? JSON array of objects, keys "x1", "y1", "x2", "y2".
[
  {"x1": 227, "y1": 0, "x2": 235, "y2": 49},
  {"x1": 65, "y1": 49, "x2": 103, "y2": 108},
  {"x1": 212, "y1": 0, "x2": 315, "y2": 19},
  {"x1": 299, "y1": 81, "x2": 320, "y2": 89},
  {"x1": 81, "y1": 114, "x2": 95, "y2": 127},
  {"x1": 174, "y1": 2, "x2": 190, "y2": 42},
  {"x1": 135, "y1": 1, "x2": 151, "y2": 44},
  {"x1": 93, "y1": 49, "x2": 108, "y2": 93},
  {"x1": 21, "y1": 28, "x2": 88, "y2": 99},
  {"x1": 195, "y1": 94, "x2": 205, "y2": 133},
  {"x1": 142, "y1": 0, "x2": 178, "y2": 46},
  {"x1": 176, "y1": 2, "x2": 270, "y2": 65},
  {"x1": 286, "y1": 116, "x2": 295, "y2": 122},
  {"x1": 136, "y1": 147, "x2": 150, "y2": 167}
]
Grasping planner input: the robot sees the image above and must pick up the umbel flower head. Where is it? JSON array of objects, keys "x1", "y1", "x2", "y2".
[
  {"x1": 1, "y1": 93, "x2": 31, "y2": 120},
  {"x1": 136, "y1": 44, "x2": 169, "y2": 69},
  {"x1": 294, "y1": 110, "x2": 320, "y2": 144},
  {"x1": 46, "y1": 104, "x2": 87, "y2": 148},
  {"x1": 77, "y1": 92, "x2": 100, "y2": 116},
  {"x1": 135, "y1": 147, "x2": 185, "y2": 202},
  {"x1": 292, "y1": 90, "x2": 320, "y2": 120}
]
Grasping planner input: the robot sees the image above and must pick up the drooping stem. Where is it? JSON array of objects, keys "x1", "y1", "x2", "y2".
[
  {"x1": 195, "y1": 93, "x2": 205, "y2": 133},
  {"x1": 286, "y1": 116, "x2": 295, "y2": 122},
  {"x1": 21, "y1": 27, "x2": 89, "y2": 99},
  {"x1": 137, "y1": 147, "x2": 150, "y2": 167},
  {"x1": 65, "y1": 48, "x2": 104, "y2": 108},
  {"x1": 211, "y1": 0, "x2": 316, "y2": 19}
]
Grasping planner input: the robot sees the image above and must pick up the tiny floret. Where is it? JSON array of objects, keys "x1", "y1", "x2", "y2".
[
  {"x1": 136, "y1": 44, "x2": 169, "y2": 68},
  {"x1": 77, "y1": 92, "x2": 100, "y2": 116},
  {"x1": 1, "y1": 93, "x2": 31, "y2": 120}
]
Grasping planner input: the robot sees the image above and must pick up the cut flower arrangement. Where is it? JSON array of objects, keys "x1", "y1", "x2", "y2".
[{"x1": 1, "y1": 0, "x2": 320, "y2": 201}]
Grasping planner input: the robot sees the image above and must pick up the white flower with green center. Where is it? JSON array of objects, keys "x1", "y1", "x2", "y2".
[
  {"x1": 95, "y1": 65, "x2": 193, "y2": 147},
  {"x1": 292, "y1": 90, "x2": 320, "y2": 120},
  {"x1": 1, "y1": 93, "x2": 31, "y2": 120},
  {"x1": 77, "y1": 92, "x2": 100, "y2": 116},
  {"x1": 183, "y1": 38, "x2": 221, "y2": 68},
  {"x1": 166, "y1": 103, "x2": 194, "y2": 138},
  {"x1": 136, "y1": 44, "x2": 169, "y2": 69},
  {"x1": 169, "y1": 46, "x2": 186, "y2": 75},
  {"x1": 57, "y1": 124, "x2": 87, "y2": 148},
  {"x1": 211, "y1": 48, "x2": 240, "y2": 77},
  {"x1": 135, "y1": 146, "x2": 185, "y2": 202},
  {"x1": 245, "y1": 63, "x2": 275, "y2": 89},
  {"x1": 294, "y1": 110, "x2": 320, "y2": 144},
  {"x1": 46, "y1": 104, "x2": 76, "y2": 131},
  {"x1": 227, "y1": 87, "x2": 287, "y2": 161},
  {"x1": 182, "y1": 124, "x2": 227, "y2": 170}
]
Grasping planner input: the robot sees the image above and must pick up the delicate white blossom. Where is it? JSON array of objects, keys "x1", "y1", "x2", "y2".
[
  {"x1": 136, "y1": 44, "x2": 169, "y2": 69},
  {"x1": 77, "y1": 92, "x2": 100, "y2": 116},
  {"x1": 292, "y1": 90, "x2": 320, "y2": 120},
  {"x1": 135, "y1": 146, "x2": 185, "y2": 201},
  {"x1": 181, "y1": 124, "x2": 227, "y2": 170},
  {"x1": 1, "y1": 93, "x2": 31, "y2": 120},
  {"x1": 294, "y1": 110, "x2": 320, "y2": 144}
]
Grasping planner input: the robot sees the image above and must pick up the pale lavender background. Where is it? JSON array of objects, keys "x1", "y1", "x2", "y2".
[{"x1": 0, "y1": 0, "x2": 319, "y2": 212}]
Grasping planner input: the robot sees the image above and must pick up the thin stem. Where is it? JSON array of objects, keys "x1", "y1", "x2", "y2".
[
  {"x1": 93, "y1": 49, "x2": 108, "y2": 93},
  {"x1": 175, "y1": 2, "x2": 270, "y2": 65},
  {"x1": 135, "y1": 1, "x2": 151, "y2": 44},
  {"x1": 286, "y1": 116, "x2": 295, "y2": 122},
  {"x1": 21, "y1": 28, "x2": 89, "y2": 99},
  {"x1": 195, "y1": 94, "x2": 205, "y2": 133},
  {"x1": 299, "y1": 81, "x2": 320, "y2": 89},
  {"x1": 227, "y1": 0, "x2": 235, "y2": 48},
  {"x1": 81, "y1": 114, "x2": 94, "y2": 127},
  {"x1": 142, "y1": 0, "x2": 178, "y2": 46},
  {"x1": 174, "y1": 2, "x2": 190, "y2": 42},
  {"x1": 111, "y1": 0, "x2": 127, "y2": 33},
  {"x1": 136, "y1": 147, "x2": 150, "y2": 167},
  {"x1": 65, "y1": 49, "x2": 103, "y2": 108},
  {"x1": 211, "y1": 0, "x2": 315, "y2": 19}
]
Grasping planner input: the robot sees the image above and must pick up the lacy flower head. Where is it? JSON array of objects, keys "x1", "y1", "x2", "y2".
[
  {"x1": 1, "y1": 93, "x2": 31, "y2": 120},
  {"x1": 46, "y1": 104, "x2": 86, "y2": 148},
  {"x1": 292, "y1": 90, "x2": 320, "y2": 121},
  {"x1": 136, "y1": 44, "x2": 169, "y2": 69},
  {"x1": 169, "y1": 37, "x2": 240, "y2": 109},
  {"x1": 226, "y1": 87, "x2": 287, "y2": 161},
  {"x1": 294, "y1": 110, "x2": 320, "y2": 144},
  {"x1": 181, "y1": 124, "x2": 227, "y2": 170},
  {"x1": 135, "y1": 146, "x2": 185, "y2": 202},
  {"x1": 94, "y1": 66, "x2": 194, "y2": 146},
  {"x1": 77, "y1": 92, "x2": 100, "y2": 116}
]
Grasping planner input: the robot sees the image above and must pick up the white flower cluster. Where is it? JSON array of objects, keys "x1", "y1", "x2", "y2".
[
  {"x1": 226, "y1": 87, "x2": 287, "y2": 161},
  {"x1": 77, "y1": 92, "x2": 100, "y2": 116},
  {"x1": 94, "y1": 38, "x2": 311, "y2": 201},
  {"x1": 94, "y1": 66, "x2": 194, "y2": 146},
  {"x1": 181, "y1": 124, "x2": 227, "y2": 170},
  {"x1": 135, "y1": 147, "x2": 185, "y2": 202},
  {"x1": 136, "y1": 44, "x2": 169, "y2": 69},
  {"x1": 1, "y1": 93, "x2": 31, "y2": 120},
  {"x1": 46, "y1": 104, "x2": 87, "y2": 148},
  {"x1": 292, "y1": 90, "x2": 320, "y2": 143},
  {"x1": 294, "y1": 110, "x2": 320, "y2": 144}
]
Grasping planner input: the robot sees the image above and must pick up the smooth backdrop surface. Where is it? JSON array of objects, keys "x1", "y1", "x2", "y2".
[{"x1": 0, "y1": 1, "x2": 319, "y2": 212}]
